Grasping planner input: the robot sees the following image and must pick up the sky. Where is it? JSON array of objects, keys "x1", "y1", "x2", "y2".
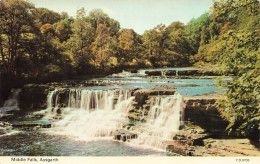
[{"x1": 28, "y1": 0, "x2": 213, "y2": 34}]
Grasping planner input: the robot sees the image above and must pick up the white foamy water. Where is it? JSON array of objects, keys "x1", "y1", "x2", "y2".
[
  {"x1": 42, "y1": 89, "x2": 134, "y2": 141},
  {"x1": 40, "y1": 88, "x2": 184, "y2": 150},
  {"x1": 130, "y1": 94, "x2": 185, "y2": 149},
  {"x1": 0, "y1": 90, "x2": 20, "y2": 118},
  {"x1": 111, "y1": 70, "x2": 133, "y2": 78},
  {"x1": 110, "y1": 70, "x2": 147, "y2": 78}
]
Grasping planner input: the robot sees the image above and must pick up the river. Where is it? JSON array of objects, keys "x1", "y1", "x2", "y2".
[{"x1": 0, "y1": 68, "x2": 226, "y2": 156}]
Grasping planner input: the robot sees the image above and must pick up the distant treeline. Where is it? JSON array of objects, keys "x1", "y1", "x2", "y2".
[{"x1": 0, "y1": 0, "x2": 259, "y2": 138}]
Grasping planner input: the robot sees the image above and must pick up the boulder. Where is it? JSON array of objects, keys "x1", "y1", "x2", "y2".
[{"x1": 113, "y1": 129, "x2": 138, "y2": 142}]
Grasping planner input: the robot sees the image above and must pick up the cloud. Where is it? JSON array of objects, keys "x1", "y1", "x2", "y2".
[{"x1": 102, "y1": 8, "x2": 116, "y2": 16}]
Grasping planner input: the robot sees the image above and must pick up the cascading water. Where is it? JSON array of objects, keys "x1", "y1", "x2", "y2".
[
  {"x1": 39, "y1": 87, "x2": 184, "y2": 150},
  {"x1": 138, "y1": 70, "x2": 147, "y2": 76},
  {"x1": 130, "y1": 94, "x2": 185, "y2": 149},
  {"x1": 34, "y1": 88, "x2": 58, "y2": 117},
  {"x1": 111, "y1": 70, "x2": 132, "y2": 78},
  {"x1": 41, "y1": 89, "x2": 134, "y2": 141},
  {"x1": 0, "y1": 90, "x2": 20, "y2": 118},
  {"x1": 161, "y1": 70, "x2": 167, "y2": 79}
]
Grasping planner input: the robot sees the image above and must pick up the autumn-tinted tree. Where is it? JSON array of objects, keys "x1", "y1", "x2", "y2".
[
  {"x1": 91, "y1": 24, "x2": 117, "y2": 70},
  {"x1": 117, "y1": 29, "x2": 143, "y2": 66},
  {"x1": 142, "y1": 23, "x2": 191, "y2": 67}
]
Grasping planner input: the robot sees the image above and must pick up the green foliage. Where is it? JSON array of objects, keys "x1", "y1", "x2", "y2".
[
  {"x1": 33, "y1": 7, "x2": 61, "y2": 25},
  {"x1": 90, "y1": 24, "x2": 117, "y2": 70},
  {"x1": 65, "y1": 8, "x2": 94, "y2": 72},
  {"x1": 217, "y1": 66, "x2": 260, "y2": 138},
  {"x1": 88, "y1": 9, "x2": 120, "y2": 36},
  {"x1": 0, "y1": 0, "x2": 37, "y2": 75},
  {"x1": 117, "y1": 29, "x2": 143, "y2": 67},
  {"x1": 53, "y1": 19, "x2": 72, "y2": 42},
  {"x1": 207, "y1": 0, "x2": 260, "y2": 139},
  {"x1": 142, "y1": 22, "x2": 191, "y2": 67},
  {"x1": 184, "y1": 13, "x2": 211, "y2": 54}
]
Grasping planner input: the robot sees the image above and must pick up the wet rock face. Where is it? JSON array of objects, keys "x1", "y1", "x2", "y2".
[
  {"x1": 165, "y1": 141, "x2": 195, "y2": 156},
  {"x1": 133, "y1": 89, "x2": 150, "y2": 105},
  {"x1": 19, "y1": 85, "x2": 50, "y2": 112},
  {"x1": 133, "y1": 85, "x2": 177, "y2": 105},
  {"x1": 129, "y1": 86, "x2": 177, "y2": 122},
  {"x1": 184, "y1": 97, "x2": 229, "y2": 131}
]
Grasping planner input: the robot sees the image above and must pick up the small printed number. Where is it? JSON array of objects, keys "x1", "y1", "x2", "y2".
[{"x1": 236, "y1": 159, "x2": 250, "y2": 162}]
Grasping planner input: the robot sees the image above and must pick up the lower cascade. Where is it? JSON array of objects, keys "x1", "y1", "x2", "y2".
[{"x1": 37, "y1": 88, "x2": 184, "y2": 149}]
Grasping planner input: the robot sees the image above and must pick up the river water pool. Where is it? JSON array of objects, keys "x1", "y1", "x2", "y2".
[{"x1": 0, "y1": 131, "x2": 176, "y2": 156}]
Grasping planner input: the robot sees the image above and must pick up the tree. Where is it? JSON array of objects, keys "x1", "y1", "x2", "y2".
[
  {"x1": 210, "y1": 0, "x2": 259, "y2": 23},
  {"x1": 33, "y1": 7, "x2": 61, "y2": 25},
  {"x1": 142, "y1": 24, "x2": 168, "y2": 67},
  {"x1": 117, "y1": 29, "x2": 143, "y2": 66},
  {"x1": 53, "y1": 19, "x2": 72, "y2": 42},
  {"x1": 0, "y1": 0, "x2": 36, "y2": 75},
  {"x1": 91, "y1": 24, "x2": 117, "y2": 70},
  {"x1": 66, "y1": 8, "x2": 95, "y2": 72},
  {"x1": 165, "y1": 22, "x2": 191, "y2": 66},
  {"x1": 217, "y1": 49, "x2": 260, "y2": 139},
  {"x1": 183, "y1": 13, "x2": 210, "y2": 54},
  {"x1": 205, "y1": 0, "x2": 260, "y2": 139},
  {"x1": 88, "y1": 9, "x2": 120, "y2": 36},
  {"x1": 142, "y1": 22, "x2": 191, "y2": 67}
]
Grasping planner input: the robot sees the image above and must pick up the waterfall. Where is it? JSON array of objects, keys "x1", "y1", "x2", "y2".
[
  {"x1": 176, "y1": 70, "x2": 179, "y2": 76},
  {"x1": 111, "y1": 70, "x2": 132, "y2": 77},
  {"x1": 0, "y1": 90, "x2": 20, "y2": 118},
  {"x1": 161, "y1": 70, "x2": 167, "y2": 78},
  {"x1": 130, "y1": 93, "x2": 185, "y2": 149},
  {"x1": 138, "y1": 70, "x2": 147, "y2": 76},
  {"x1": 42, "y1": 89, "x2": 134, "y2": 141},
  {"x1": 39, "y1": 87, "x2": 184, "y2": 150},
  {"x1": 34, "y1": 89, "x2": 58, "y2": 117}
]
